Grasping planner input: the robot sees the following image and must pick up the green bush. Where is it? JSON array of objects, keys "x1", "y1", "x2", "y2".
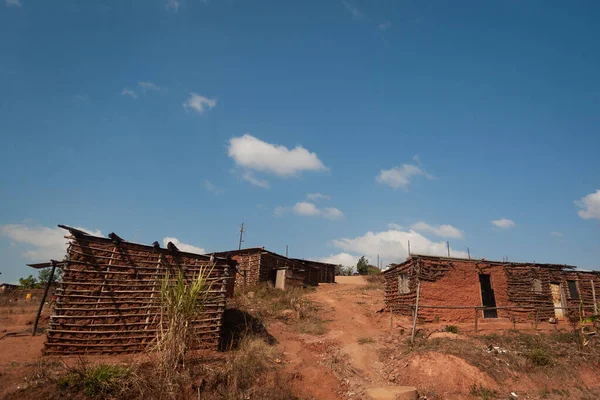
[
  {"x1": 444, "y1": 325, "x2": 458, "y2": 334},
  {"x1": 528, "y1": 348, "x2": 552, "y2": 366}
]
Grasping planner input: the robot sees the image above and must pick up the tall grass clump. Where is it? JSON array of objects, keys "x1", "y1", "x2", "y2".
[{"x1": 155, "y1": 267, "x2": 213, "y2": 373}]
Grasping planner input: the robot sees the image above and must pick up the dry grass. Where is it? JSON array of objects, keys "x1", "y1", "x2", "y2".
[
  {"x1": 199, "y1": 337, "x2": 296, "y2": 400},
  {"x1": 231, "y1": 284, "x2": 326, "y2": 336},
  {"x1": 154, "y1": 267, "x2": 213, "y2": 374},
  {"x1": 389, "y1": 329, "x2": 600, "y2": 383},
  {"x1": 357, "y1": 337, "x2": 375, "y2": 345}
]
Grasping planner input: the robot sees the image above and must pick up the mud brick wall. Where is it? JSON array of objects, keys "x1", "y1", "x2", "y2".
[
  {"x1": 294, "y1": 260, "x2": 336, "y2": 284},
  {"x1": 384, "y1": 259, "x2": 418, "y2": 318},
  {"x1": 504, "y1": 265, "x2": 556, "y2": 321},
  {"x1": 259, "y1": 252, "x2": 306, "y2": 285},
  {"x1": 417, "y1": 259, "x2": 512, "y2": 322},
  {"x1": 46, "y1": 235, "x2": 231, "y2": 355},
  {"x1": 384, "y1": 257, "x2": 578, "y2": 323},
  {"x1": 575, "y1": 272, "x2": 600, "y2": 317},
  {"x1": 229, "y1": 252, "x2": 262, "y2": 288}
]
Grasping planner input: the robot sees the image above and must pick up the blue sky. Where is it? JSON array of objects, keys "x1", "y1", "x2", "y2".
[{"x1": 1, "y1": 0, "x2": 599, "y2": 283}]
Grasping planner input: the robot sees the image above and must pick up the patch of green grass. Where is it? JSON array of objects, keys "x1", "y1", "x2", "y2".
[
  {"x1": 58, "y1": 363, "x2": 132, "y2": 398},
  {"x1": 444, "y1": 325, "x2": 458, "y2": 334},
  {"x1": 357, "y1": 337, "x2": 375, "y2": 345},
  {"x1": 469, "y1": 383, "x2": 498, "y2": 399},
  {"x1": 527, "y1": 347, "x2": 553, "y2": 366}
]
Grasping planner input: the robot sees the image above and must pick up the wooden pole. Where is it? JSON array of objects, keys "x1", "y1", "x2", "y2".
[
  {"x1": 408, "y1": 240, "x2": 411, "y2": 256},
  {"x1": 390, "y1": 307, "x2": 393, "y2": 330},
  {"x1": 474, "y1": 308, "x2": 479, "y2": 333},
  {"x1": 410, "y1": 281, "x2": 421, "y2": 342},
  {"x1": 592, "y1": 280, "x2": 597, "y2": 315},
  {"x1": 467, "y1": 247, "x2": 471, "y2": 259},
  {"x1": 32, "y1": 262, "x2": 56, "y2": 336}
]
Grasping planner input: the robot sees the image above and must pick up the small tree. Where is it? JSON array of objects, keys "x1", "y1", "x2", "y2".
[
  {"x1": 38, "y1": 267, "x2": 62, "y2": 287},
  {"x1": 366, "y1": 265, "x2": 381, "y2": 275},
  {"x1": 18, "y1": 275, "x2": 38, "y2": 289},
  {"x1": 335, "y1": 264, "x2": 353, "y2": 276},
  {"x1": 356, "y1": 256, "x2": 369, "y2": 275}
]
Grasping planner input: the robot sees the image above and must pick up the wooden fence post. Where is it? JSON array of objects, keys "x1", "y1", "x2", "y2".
[
  {"x1": 410, "y1": 281, "x2": 421, "y2": 342},
  {"x1": 32, "y1": 262, "x2": 56, "y2": 336},
  {"x1": 591, "y1": 280, "x2": 597, "y2": 315},
  {"x1": 474, "y1": 308, "x2": 478, "y2": 333}
]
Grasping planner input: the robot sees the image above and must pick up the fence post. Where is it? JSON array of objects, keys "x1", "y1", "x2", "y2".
[
  {"x1": 410, "y1": 281, "x2": 421, "y2": 342},
  {"x1": 474, "y1": 308, "x2": 478, "y2": 333},
  {"x1": 390, "y1": 307, "x2": 393, "y2": 330},
  {"x1": 32, "y1": 262, "x2": 56, "y2": 336},
  {"x1": 591, "y1": 280, "x2": 597, "y2": 315}
]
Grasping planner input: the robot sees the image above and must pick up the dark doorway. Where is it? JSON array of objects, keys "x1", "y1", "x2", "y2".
[{"x1": 479, "y1": 274, "x2": 498, "y2": 318}]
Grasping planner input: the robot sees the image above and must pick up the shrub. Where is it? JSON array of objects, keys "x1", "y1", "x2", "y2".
[
  {"x1": 58, "y1": 363, "x2": 132, "y2": 398},
  {"x1": 445, "y1": 325, "x2": 458, "y2": 334},
  {"x1": 155, "y1": 267, "x2": 213, "y2": 372},
  {"x1": 528, "y1": 347, "x2": 552, "y2": 366}
]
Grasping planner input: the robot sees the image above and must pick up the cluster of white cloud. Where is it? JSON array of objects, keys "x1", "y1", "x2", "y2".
[
  {"x1": 318, "y1": 225, "x2": 469, "y2": 268},
  {"x1": 121, "y1": 81, "x2": 164, "y2": 100},
  {"x1": 5, "y1": 0, "x2": 22, "y2": 8},
  {"x1": 491, "y1": 218, "x2": 516, "y2": 229},
  {"x1": 410, "y1": 221, "x2": 463, "y2": 239},
  {"x1": 576, "y1": 189, "x2": 600, "y2": 220},
  {"x1": 307, "y1": 193, "x2": 331, "y2": 201},
  {"x1": 275, "y1": 201, "x2": 343, "y2": 221},
  {"x1": 376, "y1": 163, "x2": 434, "y2": 190},
  {"x1": 162, "y1": 237, "x2": 205, "y2": 254},
  {"x1": 183, "y1": 93, "x2": 217, "y2": 114},
  {"x1": 228, "y1": 134, "x2": 327, "y2": 188},
  {"x1": 0, "y1": 224, "x2": 102, "y2": 261}
]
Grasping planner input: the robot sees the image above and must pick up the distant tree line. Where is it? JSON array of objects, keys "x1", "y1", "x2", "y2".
[
  {"x1": 335, "y1": 256, "x2": 381, "y2": 276},
  {"x1": 17, "y1": 267, "x2": 62, "y2": 289}
]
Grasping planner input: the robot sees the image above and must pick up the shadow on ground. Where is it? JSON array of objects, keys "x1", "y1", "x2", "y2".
[{"x1": 219, "y1": 308, "x2": 277, "y2": 351}]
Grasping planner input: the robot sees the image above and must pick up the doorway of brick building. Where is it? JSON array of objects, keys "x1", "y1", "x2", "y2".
[{"x1": 479, "y1": 274, "x2": 498, "y2": 318}]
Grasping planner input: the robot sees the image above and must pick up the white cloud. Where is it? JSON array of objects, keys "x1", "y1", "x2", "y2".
[
  {"x1": 387, "y1": 223, "x2": 403, "y2": 230},
  {"x1": 183, "y1": 93, "x2": 217, "y2": 114},
  {"x1": 228, "y1": 134, "x2": 327, "y2": 177},
  {"x1": 275, "y1": 202, "x2": 344, "y2": 220},
  {"x1": 241, "y1": 171, "x2": 270, "y2": 189},
  {"x1": 491, "y1": 218, "x2": 515, "y2": 229},
  {"x1": 5, "y1": 0, "x2": 22, "y2": 7},
  {"x1": 575, "y1": 189, "x2": 600, "y2": 220},
  {"x1": 203, "y1": 179, "x2": 223, "y2": 195},
  {"x1": 324, "y1": 227, "x2": 468, "y2": 268},
  {"x1": 138, "y1": 81, "x2": 162, "y2": 92},
  {"x1": 342, "y1": 1, "x2": 364, "y2": 19},
  {"x1": 318, "y1": 252, "x2": 359, "y2": 268},
  {"x1": 410, "y1": 221, "x2": 463, "y2": 239},
  {"x1": 0, "y1": 224, "x2": 102, "y2": 261},
  {"x1": 121, "y1": 88, "x2": 138, "y2": 99},
  {"x1": 550, "y1": 231, "x2": 563, "y2": 238},
  {"x1": 378, "y1": 20, "x2": 392, "y2": 31},
  {"x1": 307, "y1": 193, "x2": 331, "y2": 201},
  {"x1": 166, "y1": 0, "x2": 180, "y2": 12},
  {"x1": 323, "y1": 207, "x2": 344, "y2": 220},
  {"x1": 376, "y1": 163, "x2": 434, "y2": 190},
  {"x1": 162, "y1": 237, "x2": 205, "y2": 254},
  {"x1": 293, "y1": 201, "x2": 321, "y2": 217}
]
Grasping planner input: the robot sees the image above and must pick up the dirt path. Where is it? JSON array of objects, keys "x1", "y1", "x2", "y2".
[{"x1": 274, "y1": 277, "x2": 417, "y2": 400}]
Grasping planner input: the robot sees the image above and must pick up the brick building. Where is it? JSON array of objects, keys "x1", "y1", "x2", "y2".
[
  {"x1": 384, "y1": 254, "x2": 599, "y2": 323},
  {"x1": 212, "y1": 248, "x2": 319, "y2": 290}
]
